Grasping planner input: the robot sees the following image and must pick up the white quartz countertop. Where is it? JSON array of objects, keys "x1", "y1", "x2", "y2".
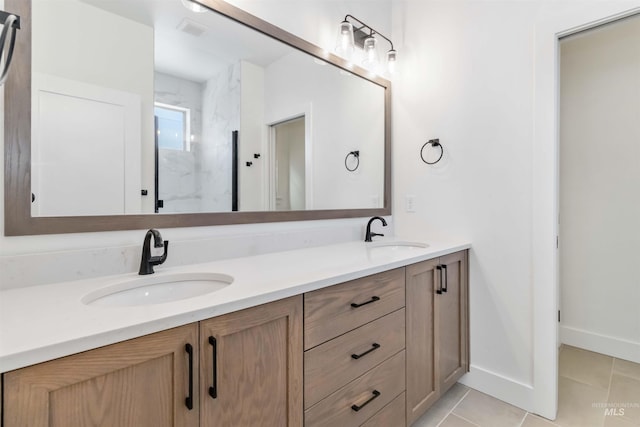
[{"x1": 0, "y1": 237, "x2": 470, "y2": 373}]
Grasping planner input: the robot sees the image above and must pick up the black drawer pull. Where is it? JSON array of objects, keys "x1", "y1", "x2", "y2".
[
  {"x1": 436, "y1": 265, "x2": 443, "y2": 294},
  {"x1": 209, "y1": 336, "x2": 218, "y2": 399},
  {"x1": 351, "y1": 296, "x2": 380, "y2": 308},
  {"x1": 442, "y1": 264, "x2": 448, "y2": 293},
  {"x1": 185, "y1": 343, "x2": 194, "y2": 410},
  {"x1": 351, "y1": 343, "x2": 381, "y2": 360},
  {"x1": 351, "y1": 390, "x2": 381, "y2": 412}
]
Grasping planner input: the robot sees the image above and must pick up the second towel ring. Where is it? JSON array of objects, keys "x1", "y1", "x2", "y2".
[
  {"x1": 345, "y1": 150, "x2": 360, "y2": 172},
  {"x1": 420, "y1": 139, "x2": 443, "y2": 165}
]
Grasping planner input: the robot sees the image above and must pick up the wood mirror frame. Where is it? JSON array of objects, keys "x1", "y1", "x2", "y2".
[{"x1": 4, "y1": 0, "x2": 391, "y2": 236}]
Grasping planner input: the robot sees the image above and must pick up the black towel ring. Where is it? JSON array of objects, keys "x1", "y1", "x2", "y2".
[
  {"x1": 420, "y1": 139, "x2": 443, "y2": 165},
  {"x1": 0, "y1": 12, "x2": 20, "y2": 86},
  {"x1": 345, "y1": 150, "x2": 360, "y2": 172}
]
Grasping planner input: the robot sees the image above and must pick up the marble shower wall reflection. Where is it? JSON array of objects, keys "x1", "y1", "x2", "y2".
[{"x1": 154, "y1": 63, "x2": 240, "y2": 213}]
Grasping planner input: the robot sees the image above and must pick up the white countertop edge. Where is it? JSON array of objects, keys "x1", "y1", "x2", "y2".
[{"x1": 0, "y1": 239, "x2": 470, "y2": 372}]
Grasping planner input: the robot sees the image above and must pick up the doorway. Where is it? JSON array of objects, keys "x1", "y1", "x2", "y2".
[
  {"x1": 269, "y1": 117, "x2": 306, "y2": 211},
  {"x1": 558, "y1": 14, "x2": 640, "y2": 363}
]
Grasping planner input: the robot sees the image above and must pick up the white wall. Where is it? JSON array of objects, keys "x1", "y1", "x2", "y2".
[
  {"x1": 392, "y1": 0, "x2": 640, "y2": 418},
  {"x1": 264, "y1": 51, "x2": 385, "y2": 209},
  {"x1": 239, "y1": 61, "x2": 266, "y2": 211},
  {"x1": 559, "y1": 16, "x2": 640, "y2": 363},
  {"x1": 0, "y1": 0, "x2": 392, "y2": 284}
]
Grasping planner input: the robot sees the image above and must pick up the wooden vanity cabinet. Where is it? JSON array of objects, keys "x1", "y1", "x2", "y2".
[
  {"x1": 406, "y1": 250, "x2": 469, "y2": 425},
  {"x1": 2, "y1": 323, "x2": 200, "y2": 427},
  {"x1": 303, "y1": 268, "x2": 406, "y2": 427},
  {"x1": 199, "y1": 295, "x2": 303, "y2": 427},
  {"x1": 2, "y1": 296, "x2": 303, "y2": 427},
  {"x1": 2, "y1": 252, "x2": 469, "y2": 427}
]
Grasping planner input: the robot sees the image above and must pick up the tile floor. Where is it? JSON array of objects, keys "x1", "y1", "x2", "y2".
[{"x1": 412, "y1": 345, "x2": 640, "y2": 427}]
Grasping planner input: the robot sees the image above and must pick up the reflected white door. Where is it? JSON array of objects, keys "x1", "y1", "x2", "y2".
[
  {"x1": 271, "y1": 117, "x2": 305, "y2": 211},
  {"x1": 31, "y1": 74, "x2": 141, "y2": 216}
]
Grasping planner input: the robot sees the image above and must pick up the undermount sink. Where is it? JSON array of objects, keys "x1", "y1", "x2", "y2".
[
  {"x1": 367, "y1": 241, "x2": 429, "y2": 251},
  {"x1": 82, "y1": 272, "x2": 234, "y2": 307}
]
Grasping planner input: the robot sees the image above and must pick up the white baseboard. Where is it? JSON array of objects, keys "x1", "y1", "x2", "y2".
[
  {"x1": 560, "y1": 325, "x2": 640, "y2": 363},
  {"x1": 458, "y1": 365, "x2": 535, "y2": 413}
]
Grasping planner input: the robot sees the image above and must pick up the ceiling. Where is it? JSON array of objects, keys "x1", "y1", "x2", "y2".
[{"x1": 80, "y1": 0, "x2": 292, "y2": 83}]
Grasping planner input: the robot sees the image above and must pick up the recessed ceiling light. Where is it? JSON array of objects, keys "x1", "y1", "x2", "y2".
[{"x1": 180, "y1": 0, "x2": 206, "y2": 13}]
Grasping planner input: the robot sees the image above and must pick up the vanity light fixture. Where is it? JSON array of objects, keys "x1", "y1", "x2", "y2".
[
  {"x1": 180, "y1": 0, "x2": 206, "y2": 13},
  {"x1": 335, "y1": 15, "x2": 396, "y2": 74}
]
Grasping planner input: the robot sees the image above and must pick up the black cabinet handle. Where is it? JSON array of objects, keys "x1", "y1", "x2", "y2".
[
  {"x1": 436, "y1": 266, "x2": 443, "y2": 294},
  {"x1": 185, "y1": 343, "x2": 194, "y2": 410},
  {"x1": 208, "y1": 336, "x2": 218, "y2": 399},
  {"x1": 351, "y1": 390, "x2": 381, "y2": 412},
  {"x1": 351, "y1": 343, "x2": 381, "y2": 360},
  {"x1": 442, "y1": 264, "x2": 448, "y2": 293},
  {"x1": 351, "y1": 296, "x2": 380, "y2": 308}
]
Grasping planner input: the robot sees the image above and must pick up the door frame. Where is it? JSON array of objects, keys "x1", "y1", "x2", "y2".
[
  {"x1": 532, "y1": 3, "x2": 640, "y2": 419},
  {"x1": 265, "y1": 103, "x2": 313, "y2": 211}
]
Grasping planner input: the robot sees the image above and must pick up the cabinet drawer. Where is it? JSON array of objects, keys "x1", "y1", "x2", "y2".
[
  {"x1": 304, "y1": 268, "x2": 405, "y2": 349},
  {"x1": 305, "y1": 309, "x2": 405, "y2": 409},
  {"x1": 361, "y1": 392, "x2": 406, "y2": 427},
  {"x1": 304, "y1": 350, "x2": 405, "y2": 427}
]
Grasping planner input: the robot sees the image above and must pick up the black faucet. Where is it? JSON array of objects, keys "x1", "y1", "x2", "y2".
[
  {"x1": 139, "y1": 229, "x2": 169, "y2": 275},
  {"x1": 364, "y1": 216, "x2": 388, "y2": 242}
]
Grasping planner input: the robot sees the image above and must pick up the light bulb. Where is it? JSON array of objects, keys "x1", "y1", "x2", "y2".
[
  {"x1": 362, "y1": 36, "x2": 380, "y2": 71},
  {"x1": 387, "y1": 49, "x2": 397, "y2": 74},
  {"x1": 335, "y1": 20, "x2": 355, "y2": 59}
]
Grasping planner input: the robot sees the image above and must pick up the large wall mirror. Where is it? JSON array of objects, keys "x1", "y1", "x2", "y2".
[{"x1": 4, "y1": 0, "x2": 391, "y2": 235}]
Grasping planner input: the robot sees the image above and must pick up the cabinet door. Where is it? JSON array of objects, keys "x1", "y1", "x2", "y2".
[
  {"x1": 405, "y1": 259, "x2": 439, "y2": 425},
  {"x1": 199, "y1": 296, "x2": 303, "y2": 427},
  {"x1": 3, "y1": 324, "x2": 199, "y2": 427},
  {"x1": 437, "y1": 251, "x2": 469, "y2": 392}
]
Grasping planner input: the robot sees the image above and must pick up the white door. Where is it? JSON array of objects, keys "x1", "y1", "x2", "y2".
[
  {"x1": 31, "y1": 73, "x2": 141, "y2": 216},
  {"x1": 271, "y1": 117, "x2": 305, "y2": 211}
]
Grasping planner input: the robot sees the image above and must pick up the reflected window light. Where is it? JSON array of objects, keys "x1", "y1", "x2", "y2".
[{"x1": 154, "y1": 102, "x2": 192, "y2": 151}]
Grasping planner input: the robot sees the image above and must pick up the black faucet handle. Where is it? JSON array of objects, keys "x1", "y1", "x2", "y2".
[
  {"x1": 153, "y1": 234, "x2": 165, "y2": 248},
  {"x1": 371, "y1": 232, "x2": 384, "y2": 238},
  {"x1": 151, "y1": 240, "x2": 169, "y2": 266}
]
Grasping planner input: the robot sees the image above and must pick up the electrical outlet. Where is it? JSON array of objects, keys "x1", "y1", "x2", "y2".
[{"x1": 405, "y1": 195, "x2": 416, "y2": 212}]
